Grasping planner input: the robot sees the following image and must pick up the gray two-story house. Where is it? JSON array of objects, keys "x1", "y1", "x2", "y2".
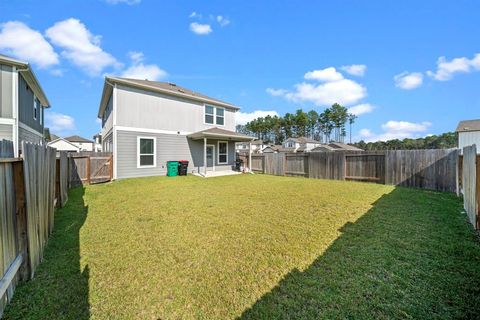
[
  {"x1": 97, "y1": 77, "x2": 253, "y2": 179},
  {"x1": 0, "y1": 55, "x2": 50, "y2": 156}
]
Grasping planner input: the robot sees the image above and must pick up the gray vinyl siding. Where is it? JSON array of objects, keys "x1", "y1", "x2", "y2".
[
  {"x1": 116, "y1": 130, "x2": 236, "y2": 179},
  {"x1": 0, "y1": 123, "x2": 13, "y2": 140},
  {"x1": 115, "y1": 85, "x2": 236, "y2": 133},
  {"x1": 18, "y1": 126, "x2": 43, "y2": 146},
  {"x1": 0, "y1": 64, "x2": 13, "y2": 118},
  {"x1": 18, "y1": 74, "x2": 43, "y2": 133},
  {"x1": 101, "y1": 92, "x2": 113, "y2": 137},
  {"x1": 458, "y1": 131, "x2": 480, "y2": 153}
]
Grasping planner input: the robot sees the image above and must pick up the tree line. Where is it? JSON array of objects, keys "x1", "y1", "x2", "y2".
[
  {"x1": 236, "y1": 103, "x2": 357, "y2": 144},
  {"x1": 353, "y1": 132, "x2": 457, "y2": 150}
]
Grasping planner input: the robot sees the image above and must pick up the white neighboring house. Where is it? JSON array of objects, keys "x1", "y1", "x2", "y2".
[
  {"x1": 282, "y1": 137, "x2": 322, "y2": 152},
  {"x1": 93, "y1": 133, "x2": 102, "y2": 152},
  {"x1": 64, "y1": 135, "x2": 95, "y2": 151},
  {"x1": 0, "y1": 54, "x2": 50, "y2": 156},
  {"x1": 456, "y1": 119, "x2": 480, "y2": 153},
  {"x1": 47, "y1": 134, "x2": 80, "y2": 152},
  {"x1": 97, "y1": 77, "x2": 254, "y2": 179},
  {"x1": 236, "y1": 140, "x2": 270, "y2": 153}
]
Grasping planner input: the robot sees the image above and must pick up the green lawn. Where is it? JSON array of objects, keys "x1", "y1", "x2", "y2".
[{"x1": 3, "y1": 174, "x2": 480, "y2": 319}]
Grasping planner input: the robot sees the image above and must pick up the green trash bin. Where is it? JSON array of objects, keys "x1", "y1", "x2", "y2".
[{"x1": 167, "y1": 161, "x2": 179, "y2": 177}]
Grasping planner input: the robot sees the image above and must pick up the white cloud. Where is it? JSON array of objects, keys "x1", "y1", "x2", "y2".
[
  {"x1": 216, "y1": 15, "x2": 230, "y2": 27},
  {"x1": 0, "y1": 21, "x2": 59, "y2": 68},
  {"x1": 394, "y1": 71, "x2": 423, "y2": 89},
  {"x1": 427, "y1": 55, "x2": 475, "y2": 81},
  {"x1": 120, "y1": 51, "x2": 167, "y2": 80},
  {"x1": 50, "y1": 69, "x2": 64, "y2": 76},
  {"x1": 105, "y1": 0, "x2": 140, "y2": 4},
  {"x1": 304, "y1": 67, "x2": 344, "y2": 82},
  {"x1": 189, "y1": 22, "x2": 212, "y2": 35},
  {"x1": 348, "y1": 103, "x2": 374, "y2": 116},
  {"x1": 189, "y1": 12, "x2": 202, "y2": 19},
  {"x1": 266, "y1": 88, "x2": 288, "y2": 96},
  {"x1": 45, "y1": 111, "x2": 76, "y2": 134},
  {"x1": 358, "y1": 120, "x2": 432, "y2": 142},
  {"x1": 285, "y1": 79, "x2": 366, "y2": 106},
  {"x1": 46, "y1": 18, "x2": 121, "y2": 76},
  {"x1": 341, "y1": 64, "x2": 366, "y2": 77},
  {"x1": 236, "y1": 110, "x2": 279, "y2": 125}
]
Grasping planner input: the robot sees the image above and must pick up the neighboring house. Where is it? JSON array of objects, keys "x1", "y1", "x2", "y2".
[
  {"x1": 97, "y1": 77, "x2": 253, "y2": 179},
  {"x1": 456, "y1": 119, "x2": 480, "y2": 153},
  {"x1": 65, "y1": 135, "x2": 95, "y2": 151},
  {"x1": 93, "y1": 133, "x2": 102, "y2": 152},
  {"x1": 236, "y1": 139, "x2": 269, "y2": 153},
  {"x1": 0, "y1": 54, "x2": 50, "y2": 156},
  {"x1": 262, "y1": 145, "x2": 281, "y2": 153},
  {"x1": 327, "y1": 142, "x2": 364, "y2": 152},
  {"x1": 281, "y1": 137, "x2": 322, "y2": 152},
  {"x1": 47, "y1": 134, "x2": 81, "y2": 152}
]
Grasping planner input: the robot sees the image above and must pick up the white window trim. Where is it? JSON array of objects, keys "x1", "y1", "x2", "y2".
[
  {"x1": 137, "y1": 136, "x2": 156, "y2": 168},
  {"x1": 204, "y1": 104, "x2": 225, "y2": 126},
  {"x1": 217, "y1": 141, "x2": 228, "y2": 164}
]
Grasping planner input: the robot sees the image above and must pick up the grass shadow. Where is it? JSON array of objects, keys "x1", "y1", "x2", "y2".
[
  {"x1": 3, "y1": 187, "x2": 90, "y2": 320},
  {"x1": 238, "y1": 187, "x2": 480, "y2": 319}
]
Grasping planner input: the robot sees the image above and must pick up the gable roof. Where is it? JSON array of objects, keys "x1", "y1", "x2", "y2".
[
  {"x1": 98, "y1": 76, "x2": 239, "y2": 118},
  {"x1": 285, "y1": 137, "x2": 320, "y2": 144},
  {"x1": 188, "y1": 127, "x2": 254, "y2": 142},
  {"x1": 311, "y1": 145, "x2": 336, "y2": 152},
  {"x1": 47, "y1": 137, "x2": 81, "y2": 151},
  {"x1": 65, "y1": 135, "x2": 94, "y2": 143},
  {"x1": 456, "y1": 119, "x2": 480, "y2": 132},
  {"x1": 0, "y1": 54, "x2": 51, "y2": 107},
  {"x1": 328, "y1": 142, "x2": 364, "y2": 151}
]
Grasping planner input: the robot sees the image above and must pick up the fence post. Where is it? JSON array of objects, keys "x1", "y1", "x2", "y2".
[
  {"x1": 86, "y1": 156, "x2": 91, "y2": 185},
  {"x1": 477, "y1": 155, "x2": 480, "y2": 230},
  {"x1": 12, "y1": 160, "x2": 30, "y2": 281},
  {"x1": 109, "y1": 155, "x2": 114, "y2": 180}
]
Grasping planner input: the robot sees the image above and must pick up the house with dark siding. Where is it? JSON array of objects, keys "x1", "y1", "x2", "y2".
[{"x1": 0, "y1": 54, "x2": 50, "y2": 156}]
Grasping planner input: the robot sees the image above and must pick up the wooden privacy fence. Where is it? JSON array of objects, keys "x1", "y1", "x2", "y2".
[
  {"x1": 242, "y1": 148, "x2": 459, "y2": 193},
  {"x1": 0, "y1": 143, "x2": 107, "y2": 316},
  {"x1": 0, "y1": 141, "x2": 58, "y2": 317},
  {"x1": 69, "y1": 152, "x2": 113, "y2": 188},
  {"x1": 460, "y1": 145, "x2": 480, "y2": 230}
]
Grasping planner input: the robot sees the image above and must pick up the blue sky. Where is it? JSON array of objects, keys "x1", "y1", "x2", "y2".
[{"x1": 0, "y1": 0, "x2": 479, "y2": 141}]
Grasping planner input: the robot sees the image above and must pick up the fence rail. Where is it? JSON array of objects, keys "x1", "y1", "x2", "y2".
[{"x1": 240, "y1": 148, "x2": 460, "y2": 193}]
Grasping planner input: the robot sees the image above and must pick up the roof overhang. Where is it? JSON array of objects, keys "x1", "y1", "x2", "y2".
[
  {"x1": 98, "y1": 76, "x2": 240, "y2": 118},
  {"x1": 188, "y1": 131, "x2": 254, "y2": 142},
  {"x1": 0, "y1": 55, "x2": 51, "y2": 107}
]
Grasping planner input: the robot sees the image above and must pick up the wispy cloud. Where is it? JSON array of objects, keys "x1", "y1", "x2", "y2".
[
  {"x1": 348, "y1": 103, "x2": 374, "y2": 116},
  {"x1": 358, "y1": 120, "x2": 431, "y2": 142},
  {"x1": 341, "y1": 64, "x2": 366, "y2": 77},
  {"x1": 427, "y1": 53, "x2": 480, "y2": 81},
  {"x1": 120, "y1": 51, "x2": 167, "y2": 80},
  {"x1": 394, "y1": 71, "x2": 423, "y2": 89},
  {"x1": 46, "y1": 18, "x2": 121, "y2": 76},
  {"x1": 0, "y1": 21, "x2": 59, "y2": 68},
  {"x1": 236, "y1": 110, "x2": 279, "y2": 125},
  {"x1": 45, "y1": 111, "x2": 76, "y2": 135},
  {"x1": 216, "y1": 15, "x2": 230, "y2": 27},
  {"x1": 189, "y1": 22, "x2": 212, "y2": 35},
  {"x1": 268, "y1": 66, "x2": 367, "y2": 107}
]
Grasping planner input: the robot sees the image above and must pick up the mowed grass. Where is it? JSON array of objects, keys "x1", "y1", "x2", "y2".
[{"x1": 3, "y1": 174, "x2": 480, "y2": 319}]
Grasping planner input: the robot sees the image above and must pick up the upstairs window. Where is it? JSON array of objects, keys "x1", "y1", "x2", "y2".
[
  {"x1": 33, "y1": 98, "x2": 38, "y2": 120},
  {"x1": 205, "y1": 105, "x2": 215, "y2": 124},
  {"x1": 205, "y1": 105, "x2": 225, "y2": 126},
  {"x1": 286, "y1": 141, "x2": 295, "y2": 148},
  {"x1": 137, "y1": 137, "x2": 156, "y2": 168}
]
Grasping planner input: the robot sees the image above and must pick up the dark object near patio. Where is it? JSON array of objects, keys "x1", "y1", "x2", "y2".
[
  {"x1": 178, "y1": 160, "x2": 189, "y2": 176},
  {"x1": 235, "y1": 159, "x2": 243, "y2": 171}
]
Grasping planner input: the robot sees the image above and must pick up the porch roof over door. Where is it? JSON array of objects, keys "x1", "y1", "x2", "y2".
[{"x1": 187, "y1": 127, "x2": 254, "y2": 142}]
